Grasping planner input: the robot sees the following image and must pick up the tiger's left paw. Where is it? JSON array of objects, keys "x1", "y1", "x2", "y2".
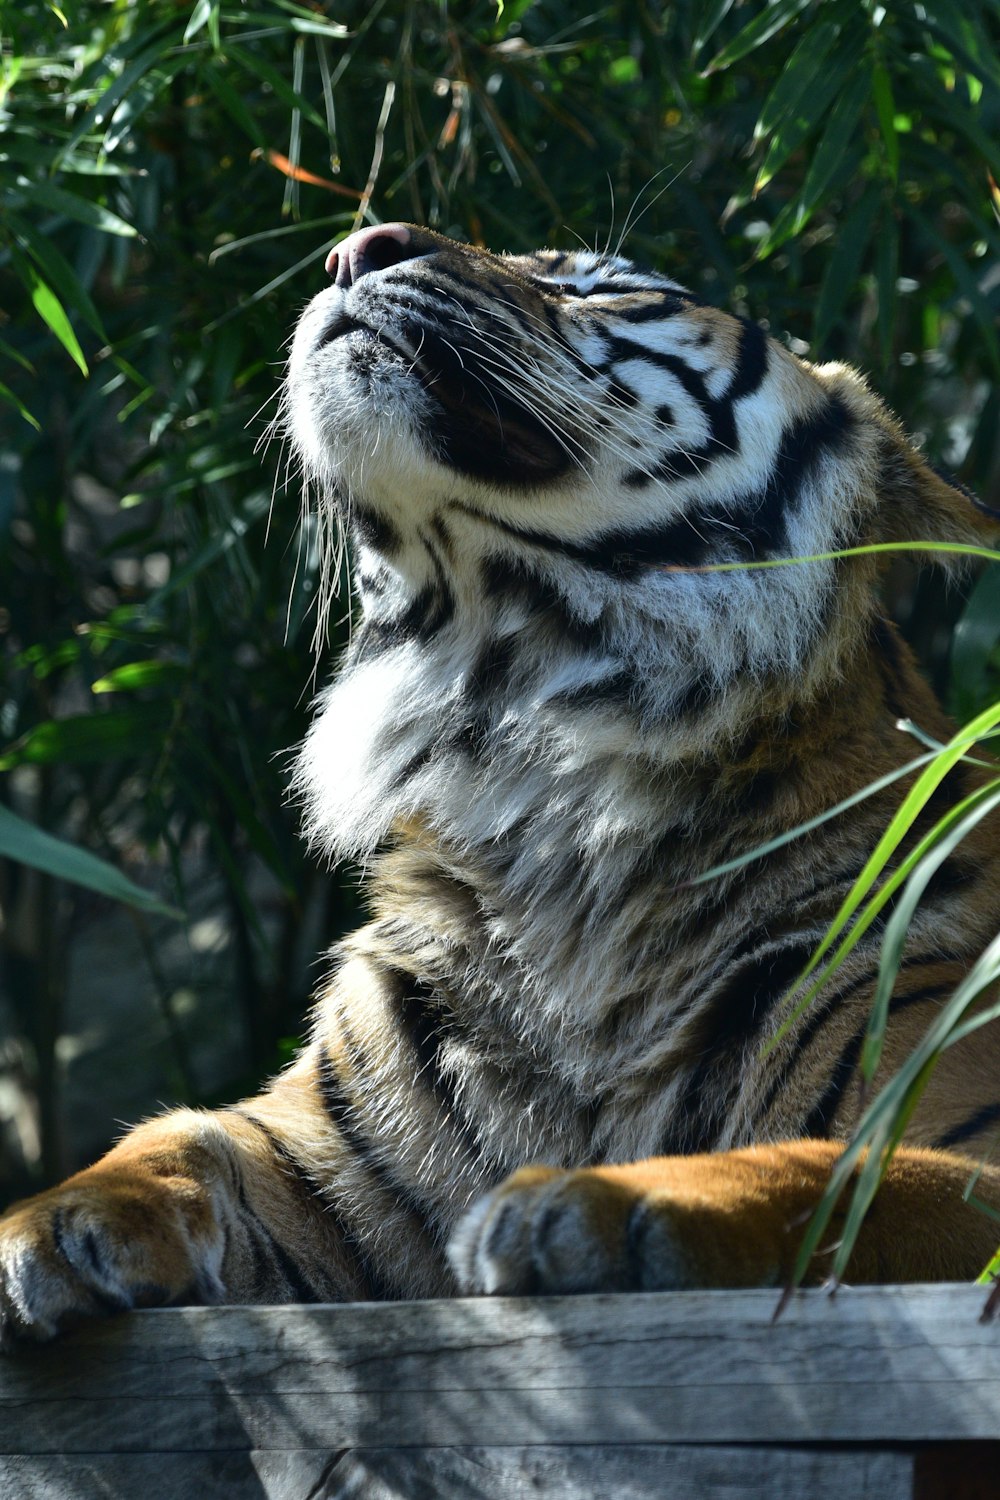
[{"x1": 448, "y1": 1164, "x2": 697, "y2": 1296}]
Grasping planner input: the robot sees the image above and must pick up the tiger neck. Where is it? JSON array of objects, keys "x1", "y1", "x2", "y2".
[
  {"x1": 341, "y1": 611, "x2": 924, "y2": 1105},
  {"x1": 295, "y1": 513, "x2": 851, "y2": 862}
]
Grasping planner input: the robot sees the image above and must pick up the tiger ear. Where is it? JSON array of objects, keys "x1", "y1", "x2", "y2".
[
  {"x1": 815, "y1": 360, "x2": 998, "y2": 558},
  {"x1": 872, "y1": 407, "x2": 999, "y2": 556}
]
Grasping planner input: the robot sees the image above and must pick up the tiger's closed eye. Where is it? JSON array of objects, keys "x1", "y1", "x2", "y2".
[{"x1": 527, "y1": 277, "x2": 589, "y2": 297}]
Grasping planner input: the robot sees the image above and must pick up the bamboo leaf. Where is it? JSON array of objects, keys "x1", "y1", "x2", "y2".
[
  {"x1": 692, "y1": 0, "x2": 737, "y2": 56},
  {"x1": 183, "y1": 735, "x2": 294, "y2": 893},
  {"x1": 146, "y1": 493, "x2": 271, "y2": 604},
  {"x1": 91, "y1": 661, "x2": 185, "y2": 694},
  {"x1": 8, "y1": 210, "x2": 106, "y2": 340},
  {"x1": 871, "y1": 61, "x2": 899, "y2": 182},
  {"x1": 203, "y1": 61, "x2": 269, "y2": 149},
  {"x1": 754, "y1": 19, "x2": 841, "y2": 142},
  {"x1": 875, "y1": 213, "x2": 898, "y2": 368},
  {"x1": 10, "y1": 247, "x2": 88, "y2": 375},
  {"x1": 0, "y1": 134, "x2": 138, "y2": 177},
  {"x1": 753, "y1": 56, "x2": 852, "y2": 194},
  {"x1": 104, "y1": 57, "x2": 188, "y2": 153},
  {"x1": 911, "y1": 59, "x2": 1000, "y2": 184},
  {"x1": 702, "y1": 0, "x2": 815, "y2": 75},
  {"x1": 755, "y1": 70, "x2": 869, "y2": 258},
  {"x1": 225, "y1": 43, "x2": 329, "y2": 132},
  {"x1": 0, "y1": 381, "x2": 41, "y2": 430},
  {"x1": 0, "y1": 806, "x2": 180, "y2": 920},
  {"x1": 908, "y1": 209, "x2": 1000, "y2": 375},
  {"x1": 0, "y1": 336, "x2": 35, "y2": 375},
  {"x1": 57, "y1": 33, "x2": 184, "y2": 162},
  {"x1": 0, "y1": 707, "x2": 170, "y2": 769},
  {"x1": 18, "y1": 179, "x2": 138, "y2": 238},
  {"x1": 222, "y1": 7, "x2": 348, "y2": 38},
  {"x1": 919, "y1": 7, "x2": 1000, "y2": 98},
  {"x1": 184, "y1": 0, "x2": 221, "y2": 47}
]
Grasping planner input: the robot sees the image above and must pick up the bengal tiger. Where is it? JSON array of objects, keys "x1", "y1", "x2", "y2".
[{"x1": 2, "y1": 222, "x2": 1000, "y2": 1345}]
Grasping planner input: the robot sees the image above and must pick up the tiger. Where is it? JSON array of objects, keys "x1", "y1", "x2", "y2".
[{"x1": 2, "y1": 220, "x2": 1000, "y2": 1345}]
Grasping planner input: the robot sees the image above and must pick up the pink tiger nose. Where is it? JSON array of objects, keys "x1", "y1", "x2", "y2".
[{"x1": 325, "y1": 223, "x2": 413, "y2": 288}]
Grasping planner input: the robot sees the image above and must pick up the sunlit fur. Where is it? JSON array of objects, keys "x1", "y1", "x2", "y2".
[{"x1": 2, "y1": 225, "x2": 1000, "y2": 1339}]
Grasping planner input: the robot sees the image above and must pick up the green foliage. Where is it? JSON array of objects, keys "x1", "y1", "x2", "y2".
[
  {"x1": 1, "y1": 1, "x2": 999, "y2": 1195},
  {"x1": 790, "y1": 737, "x2": 1000, "y2": 1289},
  {"x1": 0, "y1": 805, "x2": 180, "y2": 917}
]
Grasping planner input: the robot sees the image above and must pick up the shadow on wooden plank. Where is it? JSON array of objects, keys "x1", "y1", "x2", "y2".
[{"x1": 0, "y1": 1446, "x2": 915, "y2": 1500}]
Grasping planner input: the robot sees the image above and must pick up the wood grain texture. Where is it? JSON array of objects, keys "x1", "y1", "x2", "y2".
[
  {"x1": 322, "y1": 1445, "x2": 914, "y2": 1500},
  {"x1": 0, "y1": 1446, "x2": 916, "y2": 1500},
  {"x1": 0, "y1": 1453, "x2": 340, "y2": 1500},
  {"x1": 1, "y1": 1285, "x2": 998, "y2": 1458}
]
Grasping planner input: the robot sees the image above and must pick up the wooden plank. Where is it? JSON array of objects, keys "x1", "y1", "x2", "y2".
[
  {"x1": 323, "y1": 1445, "x2": 915, "y2": 1500},
  {"x1": 0, "y1": 1452, "x2": 338, "y2": 1500},
  {"x1": 0, "y1": 1446, "x2": 916, "y2": 1500},
  {"x1": 1, "y1": 1285, "x2": 999, "y2": 1453}
]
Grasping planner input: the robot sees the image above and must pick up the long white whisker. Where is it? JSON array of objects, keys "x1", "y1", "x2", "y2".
[
  {"x1": 429, "y1": 297, "x2": 751, "y2": 547},
  {"x1": 613, "y1": 164, "x2": 690, "y2": 259},
  {"x1": 439, "y1": 295, "x2": 728, "y2": 485},
  {"x1": 448, "y1": 329, "x2": 718, "y2": 499}
]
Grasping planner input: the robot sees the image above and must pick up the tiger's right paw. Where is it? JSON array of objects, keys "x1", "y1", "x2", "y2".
[{"x1": 0, "y1": 1168, "x2": 225, "y2": 1348}]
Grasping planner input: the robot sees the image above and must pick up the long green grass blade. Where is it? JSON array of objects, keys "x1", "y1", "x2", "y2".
[
  {"x1": 687, "y1": 749, "x2": 938, "y2": 887},
  {"x1": 793, "y1": 927, "x2": 1000, "y2": 1286},
  {"x1": 859, "y1": 779, "x2": 1000, "y2": 1083},
  {"x1": 666, "y1": 540, "x2": 1000, "y2": 574},
  {"x1": 773, "y1": 700, "x2": 1000, "y2": 1037}
]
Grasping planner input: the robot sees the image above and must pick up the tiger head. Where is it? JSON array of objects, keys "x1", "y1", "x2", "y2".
[
  {"x1": 284, "y1": 223, "x2": 993, "y2": 862},
  {"x1": 288, "y1": 221, "x2": 988, "y2": 555}
]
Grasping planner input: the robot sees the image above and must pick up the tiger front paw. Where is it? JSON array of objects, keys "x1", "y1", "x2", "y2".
[
  {"x1": 0, "y1": 1168, "x2": 224, "y2": 1348},
  {"x1": 448, "y1": 1149, "x2": 826, "y2": 1297},
  {"x1": 448, "y1": 1163, "x2": 700, "y2": 1297}
]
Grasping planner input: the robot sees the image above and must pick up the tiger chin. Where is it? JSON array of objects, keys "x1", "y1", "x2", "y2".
[{"x1": 3, "y1": 222, "x2": 1000, "y2": 1347}]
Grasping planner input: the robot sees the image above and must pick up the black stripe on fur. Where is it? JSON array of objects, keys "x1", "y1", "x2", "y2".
[
  {"x1": 316, "y1": 1043, "x2": 438, "y2": 1236},
  {"x1": 228, "y1": 1107, "x2": 396, "y2": 1302}
]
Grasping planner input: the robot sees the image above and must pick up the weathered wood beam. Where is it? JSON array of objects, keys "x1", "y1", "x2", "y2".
[
  {"x1": 0, "y1": 1446, "x2": 917, "y2": 1500},
  {"x1": 1, "y1": 1285, "x2": 998, "y2": 1498}
]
